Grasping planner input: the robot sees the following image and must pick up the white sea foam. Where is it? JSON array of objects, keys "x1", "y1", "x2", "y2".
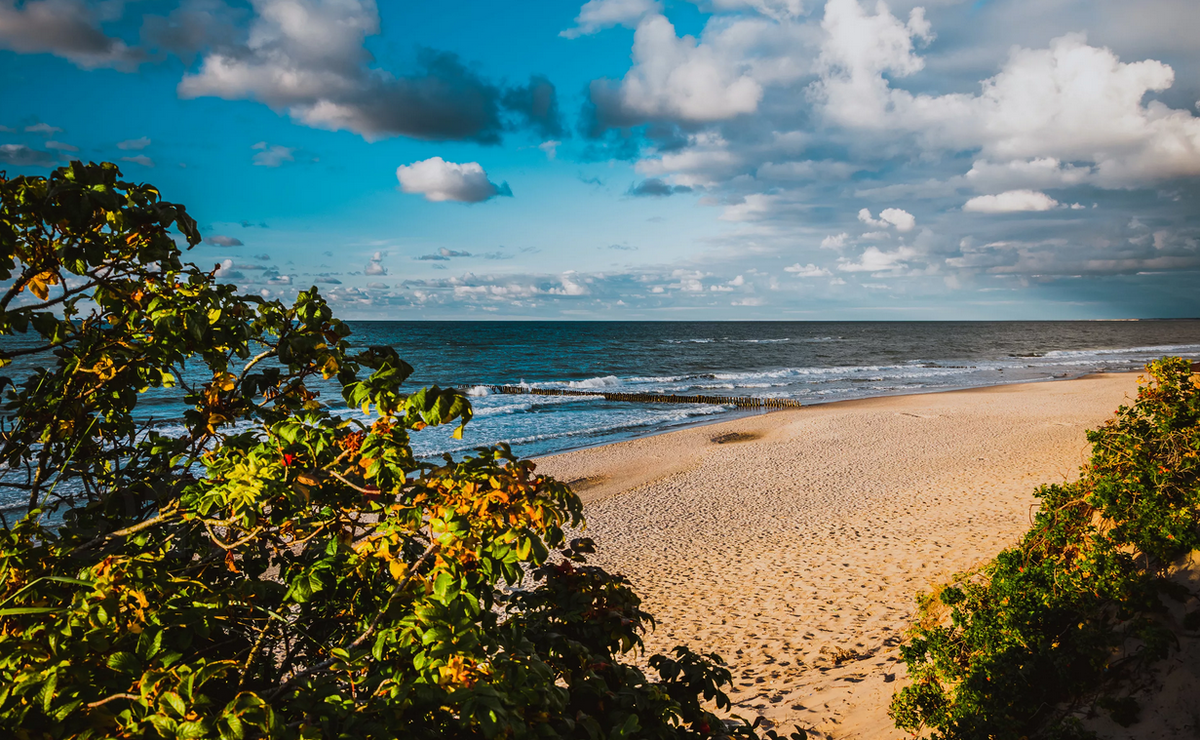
[
  {"x1": 1042, "y1": 343, "x2": 1200, "y2": 358},
  {"x1": 473, "y1": 394, "x2": 603, "y2": 417},
  {"x1": 566, "y1": 375, "x2": 621, "y2": 389}
]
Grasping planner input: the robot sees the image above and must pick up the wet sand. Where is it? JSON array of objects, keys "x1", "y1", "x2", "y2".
[{"x1": 535, "y1": 372, "x2": 1142, "y2": 739}]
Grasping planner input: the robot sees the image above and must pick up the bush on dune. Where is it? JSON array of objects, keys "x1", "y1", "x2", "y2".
[
  {"x1": 0, "y1": 163, "x2": 775, "y2": 739},
  {"x1": 891, "y1": 357, "x2": 1200, "y2": 739}
]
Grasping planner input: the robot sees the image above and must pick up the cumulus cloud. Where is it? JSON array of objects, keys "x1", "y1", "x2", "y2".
[
  {"x1": 365, "y1": 251, "x2": 387, "y2": 275},
  {"x1": 117, "y1": 136, "x2": 151, "y2": 150},
  {"x1": 857, "y1": 207, "x2": 915, "y2": 232},
  {"x1": 0, "y1": 144, "x2": 55, "y2": 166},
  {"x1": 561, "y1": 0, "x2": 661, "y2": 38},
  {"x1": 45, "y1": 141, "x2": 77, "y2": 151},
  {"x1": 963, "y1": 190, "x2": 1060, "y2": 213},
  {"x1": 627, "y1": 177, "x2": 693, "y2": 196},
  {"x1": 0, "y1": 0, "x2": 144, "y2": 70},
  {"x1": 587, "y1": 14, "x2": 763, "y2": 130},
  {"x1": 178, "y1": 0, "x2": 561, "y2": 143},
  {"x1": 820, "y1": 233, "x2": 849, "y2": 250},
  {"x1": 811, "y1": 3, "x2": 1200, "y2": 187},
  {"x1": 837, "y1": 245, "x2": 919, "y2": 272},
  {"x1": 396, "y1": 157, "x2": 512, "y2": 203},
  {"x1": 205, "y1": 235, "x2": 244, "y2": 247},
  {"x1": 212, "y1": 259, "x2": 243, "y2": 279},
  {"x1": 784, "y1": 263, "x2": 832, "y2": 276},
  {"x1": 252, "y1": 142, "x2": 296, "y2": 167}
]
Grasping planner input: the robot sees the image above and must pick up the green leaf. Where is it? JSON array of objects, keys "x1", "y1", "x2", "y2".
[
  {"x1": 162, "y1": 690, "x2": 187, "y2": 718},
  {"x1": 178, "y1": 720, "x2": 209, "y2": 739},
  {"x1": 217, "y1": 715, "x2": 245, "y2": 740},
  {"x1": 0, "y1": 606, "x2": 59, "y2": 616},
  {"x1": 432, "y1": 571, "x2": 459, "y2": 603},
  {"x1": 107, "y1": 651, "x2": 142, "y2": 674}
]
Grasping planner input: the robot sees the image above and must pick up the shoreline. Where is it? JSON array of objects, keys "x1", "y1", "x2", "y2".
[
  {"x1": 522, "y1": 368, "x2": 1125, "y2": 466},
  {"x1": 534, "y1": 371, "x2": 1143, "y2": 738}
]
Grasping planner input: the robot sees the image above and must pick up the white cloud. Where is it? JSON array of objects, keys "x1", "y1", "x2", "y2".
[
  {"x1": 963, "y1": 190, "x2": 1060, "y2": 213},
  {"x1": 538, "y1": 140, "x2": 560, "y2": 159},
  {"x1": 205, "y1": 235, "x2": 243, "y2": 247},
  {"x1": 365, "y1": 251, "x2": 388, "y2": 275},
  {"x1": 810, "y1": 0, "x2": 932, "y2": 129},
  {"x1": 117, "y1": 136, "x2": 151, "y2": 150},
  {"x1": 45, "y1": 141, "x2": 77, "y2": 152},
  {"x1": 701, "y1": 0, "x2": 805, "y2": 21},
  {"x1": 821, "y1": 232, "x2": 849, "y2": 250},
  {"x1": 178, "y1": 0, "x2": 560, "y2": 143},
  {"x1": 837, "y1": 245, "x2": 918, "y2": 272},
  {"x1": 728, "y1": 274, "x2": 745, "y2": 286},
  {"x1": 561, "y1": 0, "x2": 660, "y2": 38},
  {"x1": 812, "y1": 5, "x2": 1200, "y2": 187},
  {"x1": 784, "y1": 263, "x2": 832, "y2": 276},
  {"x1": 963, "y1": 158, "x2": 1093, "y2": 192},
  {"x1": 396, "y1": 157, "x2": 512, "y2": 203},
  {"x1": 24, "y1": 123, "x2": 61, "y2": 135},
  {"x1": 588, "y1": 14, "x2": 763, "y2": 125},
  {"x1": 718, "y1": 194, "x2": 773, "y2": 221},
  {"x1": 858, "y1": 207, "x2": 915, "y2": 231},
  {"x1": 120, "y1": 155, "x2": 155, "y2": 168},
  {"x1": 252, "y1": 142, "x2": 296, "y2": 167}
]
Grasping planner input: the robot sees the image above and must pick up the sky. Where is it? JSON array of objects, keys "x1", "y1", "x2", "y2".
[{"x1": 2, "y1": 0, "x2": 1199, "y2": 320}]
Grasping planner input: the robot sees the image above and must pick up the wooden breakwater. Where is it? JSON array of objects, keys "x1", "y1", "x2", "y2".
[{"x1": 486, "y1": 385, "x2": 802, "y2": 409}]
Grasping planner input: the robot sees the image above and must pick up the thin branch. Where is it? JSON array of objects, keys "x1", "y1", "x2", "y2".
[
  {"x1": 86, "y1": 693, "x2": 140, "y2": 709},
  {"x1": 71, "y1": 504, "x2": 180, "y2": 554},
  {"x1": 325, "y1": 470, "x2": 377, "y2": 495},
  {"x1": 203, "y1": 523, "x2": 264, "y2": 551}
]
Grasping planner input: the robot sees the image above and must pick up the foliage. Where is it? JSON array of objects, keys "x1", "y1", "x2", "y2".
[
  {"x1": 890, "y1": 357, "x2": 1200, "y2": 739},
  {"x1": 0, "y1": 163, "x2": 762, "y2": 739}
]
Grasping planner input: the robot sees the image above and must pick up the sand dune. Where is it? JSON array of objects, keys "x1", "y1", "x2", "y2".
[{"x1": 535, "y1": 373, "x2": 1142, "y2": 739}]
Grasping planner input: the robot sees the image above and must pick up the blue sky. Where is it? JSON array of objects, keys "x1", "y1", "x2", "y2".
[{"x1": 2, "y1": 0, "x2": 1199, "y2": 319}]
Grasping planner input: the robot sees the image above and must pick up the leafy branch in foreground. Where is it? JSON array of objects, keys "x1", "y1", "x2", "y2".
[
  {"x1": 0, "y1": 163, "x2": 770, "y2": 739},
  {"x1": 890, "y1": 357, "x2": 1200, "y2": 739}
]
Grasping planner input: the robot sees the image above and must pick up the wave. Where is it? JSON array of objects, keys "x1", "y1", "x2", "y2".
[
  {"x1": 567, "y1": 375, "x2": 621, "y2": 389},
  {"x1": 473, "y1": 394, "x2": 604, "y2": 417},
  {"x1": 1041, "y1": 343, "x2": 1200, "y2": 359},
  {"x1": 415, "y1": 403, "x2": 731, "y2": 457}
]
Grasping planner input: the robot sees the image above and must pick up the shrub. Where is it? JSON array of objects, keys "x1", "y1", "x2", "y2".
[
  {"x1": 890, "y1": 357, "x2": 1200, "y2": 739},
  {"x1": 0, "y1": 163, "x2": 761, "y2": 739}
]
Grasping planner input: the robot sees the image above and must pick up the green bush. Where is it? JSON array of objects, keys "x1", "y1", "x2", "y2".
[
  {"x1": 890, "y1": 357, "x2": 1200, "y2": 739},
  {"x1": 0, "y1": 163, "x2": 768, "y2": 739}
]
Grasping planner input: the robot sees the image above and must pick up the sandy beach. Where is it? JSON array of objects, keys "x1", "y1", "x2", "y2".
[{"x1": 534, "y1": 372, "x2": 1143, "y2": 739}]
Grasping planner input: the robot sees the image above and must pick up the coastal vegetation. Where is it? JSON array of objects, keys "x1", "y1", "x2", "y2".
[
  {"x1": 890, "y1": 357, "x2": 1200, "y2": 739},
  {"x1": 0, "y1": 163, "x2": 770, "y2": 739}
]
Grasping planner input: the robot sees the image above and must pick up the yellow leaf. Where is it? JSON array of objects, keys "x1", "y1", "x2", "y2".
[
  {"x1": 388, "y1": 560, "x2": 405, "y2": 580},
  {"x1": 27, "y1": 271, "x2": 58, "y2": 301}
]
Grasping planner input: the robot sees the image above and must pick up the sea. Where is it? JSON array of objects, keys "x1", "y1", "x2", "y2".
[
  {"x1": 344, "y1": 321, "x2": 1200, "y2": 460},
  {"x1": 5, "y1": 320, "x2": 1200, "y2": 477}
]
